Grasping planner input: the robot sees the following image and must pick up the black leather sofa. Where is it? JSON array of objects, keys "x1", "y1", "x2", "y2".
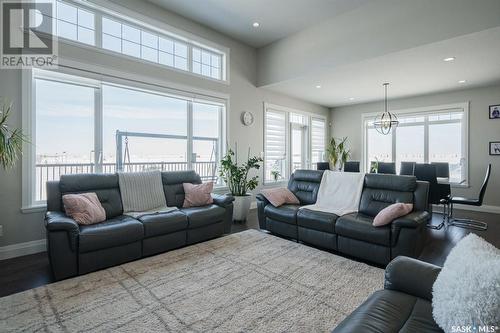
[
  {"x1": 256, "y1": 170, "x2": 430, "y2": 265},
  {"x1": 333, "y1": 256, "x2": 443, "y2": 332},
  {"x1": 45, "y1": 170, "x2": 234, "y2": 280}
]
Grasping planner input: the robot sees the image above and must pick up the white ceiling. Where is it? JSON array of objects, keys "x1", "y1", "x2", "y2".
[
  {"x1": 265, "y1": 27, "x2": 500, "y2": 107},
  {"x1": 147, "y1": 0, "x2": 371, "y2": 47},
  {"x1": 147, "y1": 0, "x2": 500, "y2": 108}
]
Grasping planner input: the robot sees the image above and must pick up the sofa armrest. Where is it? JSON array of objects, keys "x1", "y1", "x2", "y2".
[
  {"x1": 212, "y1": 193, "x2": 235, "y2": 207},
  {"x1": 392, "y1": 211, "x2": 430, "y2": 228},
  {"x1": 255, "y1": 193, "x2": 269, "y2": 204},
  {"x1": 384, "y1": 256, "x2": 441, "y2": 301},
  {"x1": 45, "y1": 211, "x2": 79, "y2": 251},
  {"x1": 45, "y1": 211, "x2": 79, "y2": 232},
  {"x1": 255, "y1": 194, "x2": 269, "y2": 230}
]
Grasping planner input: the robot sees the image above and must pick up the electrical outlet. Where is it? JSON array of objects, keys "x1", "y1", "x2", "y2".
[{"x1": 0, "y1": 225, "x2": 3, "y2": 237}]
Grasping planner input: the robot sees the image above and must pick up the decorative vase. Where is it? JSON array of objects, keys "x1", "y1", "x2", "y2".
[
  {"x1": 232, "y1": 194, "x2": 252, "y2": 222},
  {"x1": 329, "y1": 161, "x2": 339, "y2": 171}
]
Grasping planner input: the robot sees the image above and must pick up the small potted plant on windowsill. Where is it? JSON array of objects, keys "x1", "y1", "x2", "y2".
[
  {"x1": 219, "y1": 145, "x2": 263, "y2": 222},
  {"x1": 0, "y1": 99, "x2": 26, "y2": 169}
]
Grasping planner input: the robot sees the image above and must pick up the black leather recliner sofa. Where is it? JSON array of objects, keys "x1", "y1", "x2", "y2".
[
  {"x1": 256, "y1": 170, "x2": 430, "y2": 265},
  {"x1": 45, "y1": 170, "x2": 234, "y2": 280},
  {"x1": 332, "y1": 256, "x2": 443, "y2": 332}
]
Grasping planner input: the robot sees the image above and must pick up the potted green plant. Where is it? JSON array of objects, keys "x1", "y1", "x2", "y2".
[
  {"x1": 0, "y1": 100, "x2": 26, "y2": 169},
  {"x1": 219, "y1": 145, "x2": 263, "y2": 221},
  {"x1": 326, "y1": 137, "x2": 351, "y2": 171}
]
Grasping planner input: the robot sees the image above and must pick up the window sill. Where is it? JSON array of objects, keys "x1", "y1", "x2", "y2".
[{"x1": 21, "y1": 204, "x2": 47, "y2": 214}]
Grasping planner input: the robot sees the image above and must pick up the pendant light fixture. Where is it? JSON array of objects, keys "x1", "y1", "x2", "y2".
[{"x1": 374, "y1": 83, "x2": 399, "y2": 135}]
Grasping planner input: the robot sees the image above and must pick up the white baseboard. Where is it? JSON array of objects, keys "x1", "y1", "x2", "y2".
[
  {"x1": 0, "y1": 239, "x2": 47, "y2": 261},
  {"x1": 432, "y1": 204, "x2": 500, "y2": 215}
]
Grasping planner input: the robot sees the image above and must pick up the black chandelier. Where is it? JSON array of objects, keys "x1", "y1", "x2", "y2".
[{"x1": 374, "y1": 83, "x2": 399, "y2": 135}]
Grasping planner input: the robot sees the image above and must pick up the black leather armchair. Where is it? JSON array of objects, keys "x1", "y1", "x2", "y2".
[
  {"x1": 333, "y1": 256, "x2": 443, "y2": 333},
  {"x1": 45, "y1": 171, "x2": 234, "y2": 280}
]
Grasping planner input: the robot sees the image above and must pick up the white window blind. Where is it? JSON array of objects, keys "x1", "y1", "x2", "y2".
[
  {"x1": 264, "y1": 110, "x2": 287, "y2": 182},
  {"x1": 311, "y1": 118, "x2": 326, "y2": 167}
]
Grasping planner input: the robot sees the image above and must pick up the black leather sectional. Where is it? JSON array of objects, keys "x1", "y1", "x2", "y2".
[
  {"x1": 45, "y1": 170, "x2": 234, "y2": 281},
  {"x1": 256, "y1": 170, "x2": 430, "y2": 265},
  {"x1": 333, "y1": 256, "x2": 443, "y2": 332}
]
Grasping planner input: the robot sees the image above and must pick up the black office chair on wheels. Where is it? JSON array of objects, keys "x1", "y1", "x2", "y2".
[{"x1": 446, "y1": 164, "x2": 491, "y2": 231}]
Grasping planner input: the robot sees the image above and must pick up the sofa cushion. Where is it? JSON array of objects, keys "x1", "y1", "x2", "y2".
[
  {"x1": 287, "y1": 170, "x2": 323, "y2": 205},
  {"x1": 59, "y1": 174, "x2": 123, "y2": 219},
  {"x1": 264, "y1": 204, "x2": 300, "y2": 224},
  {"x1": 162, "y1": 171, "x2": 202, "y2": 208},
  {"x1": 297, "y1": 209, "x2": 337, "y2": 233},
  {"x1": 138, "y1": 211, "x2": 188, "y2": 237},
  {"x1": 336, "y1": 213, "x2": 391, "y2": 246},
  {"x1": 181, "y1": 204, "x2": 225, "y2": 229},
  {"x1": 332, "y1": 290, "x2": 442, "y2": 333},
  {"x1": 79, "y1": 215, "x2": 144, "y2": 253}
]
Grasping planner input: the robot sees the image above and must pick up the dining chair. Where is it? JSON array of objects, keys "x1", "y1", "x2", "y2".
[
  {"x1": 344, "y1": 161, "x2": 360, "y2": 172},
  {"x1": 377, "y1": 162, "x2": 396, "y2": 174},
  {"x1": 316, "y1": 162, "x2": 330, "y2": 171},
  {"x1": 431, "y1": 162, "x2": 450, "y2": 178},
  {"x1": 446, "y1": 164, "x2": 491, "y2": 231},
  {"x1": 400, "y1": 161, "x2": 416, "y2": 176},
  {"x1": 414, "y1": 163, "x2": 450, "y2": 230}
]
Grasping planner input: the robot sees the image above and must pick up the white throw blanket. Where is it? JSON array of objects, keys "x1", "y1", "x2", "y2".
[
  {"x1": 300, "y1": 170, "x2": 365, "y2": 216},
  {"x1": 118, "y1": 170, "x2": 177, "y2": 218}
]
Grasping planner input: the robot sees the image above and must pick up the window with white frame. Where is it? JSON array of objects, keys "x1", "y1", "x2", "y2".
[
  {"x1": 36, "y1": 0, "x2": 226, "y2": 81},
  {"x1": 363, "y1": 104, "x2": 468, "y2": 185},
  {"x1": 264, "y1": 104, "x2": 327, "y2": 183},
  {"x1": 27, "y1": 69, "x2": 225, "y2": 205}
]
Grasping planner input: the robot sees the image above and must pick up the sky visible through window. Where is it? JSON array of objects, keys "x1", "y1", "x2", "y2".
[{"x1": 36, "y1": 79, "x2": 220, "y2": 166}]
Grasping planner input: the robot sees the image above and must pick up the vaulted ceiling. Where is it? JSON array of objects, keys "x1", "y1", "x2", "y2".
[{"x1": 149, "y1": 0, "x2": 500, "y2": 107}]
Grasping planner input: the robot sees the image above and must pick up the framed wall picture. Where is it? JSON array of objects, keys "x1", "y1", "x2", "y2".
[
  {"x1": 489, "y1": 105, "x2": 500, "y2": 119},
  {"x1": 489, "y1": 141, "x2": 500, "y2": 156}
]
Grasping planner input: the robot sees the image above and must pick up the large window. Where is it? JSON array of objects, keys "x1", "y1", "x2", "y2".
[
  {"x1": 36, "y1": 0, "x2": 226, "y2": 81},
  {"x1": 363, "y1": 104, "x2": 468, "y2": 184},
  {"x1": 264, "y1": 104, "x2": 327, "y2": 183},
  {"x1": 28, "y1": 70, "x2": 225, "y2": 205}
]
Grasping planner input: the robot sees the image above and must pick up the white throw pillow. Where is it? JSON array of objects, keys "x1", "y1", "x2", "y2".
[{"x1": 432, "y1": 234, "x2": 500, "y2": 332}]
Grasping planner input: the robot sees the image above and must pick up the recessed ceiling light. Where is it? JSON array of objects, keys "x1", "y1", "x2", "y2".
[
  {"x1": 458, "y1": 80, "x2": 466, "y2": 84},
  {"x1": 315, "y1": 85, "x2": 322, "y2": 89},
  {"x1": 348, "y1": 97, "x2": 355, "y2": 101},
  {"x1": 443, "y1": 57, "x2": 456, "y2": 62},
  {"x1": 252, "y1": 22, "x2": 260, "y2": 28}
]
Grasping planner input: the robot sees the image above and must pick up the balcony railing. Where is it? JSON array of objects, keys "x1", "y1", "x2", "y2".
[{"x1": 36, "y1": 161, "x2": 218, "y2": 201}]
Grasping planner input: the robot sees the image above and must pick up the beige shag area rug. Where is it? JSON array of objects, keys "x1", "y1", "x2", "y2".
[{"x1": 0, "y1": 230, "x2": 383, "y2": 332}]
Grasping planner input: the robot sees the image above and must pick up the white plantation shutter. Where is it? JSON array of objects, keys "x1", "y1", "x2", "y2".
[
  {"x1": 265, "y1": 109, "x2": 287, "y2": 182},
  {"x1": 311, "y1": 118, "x2": 326, "y2": 167}
]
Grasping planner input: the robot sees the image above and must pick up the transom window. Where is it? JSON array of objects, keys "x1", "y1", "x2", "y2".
[
  {"x1": 264, "y1": 104, "x2": 327, "y2": 183},
  {"x1": 27, "y1": 69, "x2": 226, "y2": 205},
  {"x1": 35, "y1": 0, "x2": 226, "y2": 81},
  {"x1": 362, "y1": 104, "x2": 469, "y2": 185}
]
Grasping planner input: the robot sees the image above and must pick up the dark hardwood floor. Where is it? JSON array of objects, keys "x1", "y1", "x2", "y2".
[{"x1": 0, "y1": 208, "x2": 498, "y2": 298}]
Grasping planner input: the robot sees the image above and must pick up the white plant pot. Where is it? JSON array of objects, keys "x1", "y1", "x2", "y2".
[{"x1": 232, "y1": 194, "x2": 252, "y2": 222}]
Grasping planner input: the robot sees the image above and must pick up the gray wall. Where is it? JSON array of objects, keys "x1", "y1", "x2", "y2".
[
  {"x1": 331, "y1": 84, "x2": 500, "y2": 207},
  {"x1": 0, "y1": 0, "x2": 328, "y2": 248}
]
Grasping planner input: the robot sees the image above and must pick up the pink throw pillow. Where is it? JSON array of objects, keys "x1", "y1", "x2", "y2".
[
  {"x1": 183, "y1": 182, "x2": 214, "y2": 208},
  {"x1": 62, "y1": 192, "x2": 106, "y2": 225},
  {"x1": 373, "y1": 203, "x2": 413, "y2": 227},
  {"x1": 260, "y1": 188, "x2": 300, "y2": 207}
]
